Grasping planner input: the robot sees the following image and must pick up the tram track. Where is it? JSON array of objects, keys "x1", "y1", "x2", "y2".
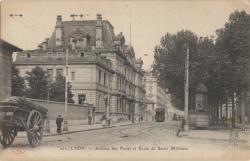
[{"x1": 107, "y1": 123, "x2": 159, "y2": 138}]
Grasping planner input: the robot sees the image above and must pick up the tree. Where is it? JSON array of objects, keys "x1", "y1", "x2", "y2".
[
  {"x1": 49, "y1": 74, "x2": 74, "y2": 103},
  {"x1": 11, "y1": 64, "x2": 25, "y2": 96},
  {"x1": 25, "y1": 66, "x2": 49, "y2": 100},
  {"x1": 153, "y1": 10, "x2": 250, "y2": 127},
  {"x1": 215, "y1": 10, "x2": 250, "y2": 127},
  {"x1": 153, "y1": 30, "x2": 215, "y2": 110},
  {"x1": 216, "y1": 11, "x2": 250, "y2": 94}
]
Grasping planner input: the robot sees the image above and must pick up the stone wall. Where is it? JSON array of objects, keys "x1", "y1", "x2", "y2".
[{"x1": 30, "y1": 98, "x2": 95, "y2": 123}]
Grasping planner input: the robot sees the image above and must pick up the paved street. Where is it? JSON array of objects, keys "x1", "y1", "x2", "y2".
[
  {"x1": 2, "y1": 121, "x2": 249, "y2": 150},
  {"x1": 0, "y1": 121, "x2": 250, "y2": 160}
]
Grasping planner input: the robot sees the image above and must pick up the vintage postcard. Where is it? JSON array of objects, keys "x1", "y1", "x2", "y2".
[{"x1": 0, "y1": 0, "x2": 250, "y2": 160}]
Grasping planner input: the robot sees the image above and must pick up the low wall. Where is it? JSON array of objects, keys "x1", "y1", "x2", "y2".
[
  {"x1": 29, "y1": 98, "x2": 134, "y2": 124},
  {"x1": 30, "y1": 98, "x2": 94, "y2": 122}
]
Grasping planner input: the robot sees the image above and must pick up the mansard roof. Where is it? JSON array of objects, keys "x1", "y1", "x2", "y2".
[
  {"x1": 15, "y1": 50, "x2": 114, "y2": 73},
  {"x1": 47, "y1": 20, "x2": 115, "y2": 49}
]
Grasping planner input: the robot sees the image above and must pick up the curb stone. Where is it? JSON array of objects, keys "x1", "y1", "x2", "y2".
[{"x1": 16, "y1": 122, "x2": 138, "y2": 138}]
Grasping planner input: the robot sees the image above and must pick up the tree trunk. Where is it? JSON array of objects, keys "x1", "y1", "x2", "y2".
[
  {"x1": 212, "y1": 100, "x2": 214, "y2": 125},
  {"x1": 226, "y1": 97, "x2": 228, "y2": 126},
  {"x1": 231, "y1": 94, "x2": 235, "y2": 128},
  {"x1": 240, "y1": 91, "x2": 246, "y2": 125},
  {"x1": 220, "y1": 100, "x2": 223, "y2": 124},
  {"x1": 215, "y1": 99, "x2": 219, "y2": 124},
  {"x1": 215, "y1": 99, "x2": 217, "y2": 124}
]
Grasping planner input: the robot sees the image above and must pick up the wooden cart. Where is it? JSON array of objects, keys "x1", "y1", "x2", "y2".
[{"x1": 0, "y1": 97, "x2": 47, "y2": 148}]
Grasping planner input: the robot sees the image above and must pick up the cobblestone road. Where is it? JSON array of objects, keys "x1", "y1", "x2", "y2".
[{"x1": 1, "y1": 121, "x2": 249, "y2": 161}]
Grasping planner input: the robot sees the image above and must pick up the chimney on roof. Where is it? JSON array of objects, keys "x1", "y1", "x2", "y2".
[
  {"x1": 55, "y1": 15, "x2": 63, "y2": 46},
  {"x1": 38, "y1": 43, "x2": 43, "y2": 49},
  {"x1": 96, "y1": 13, "x2": 103, "y2": 49},
  {"x1": 42, "y1": 41, "x2": 47, "y2": 50},
  {"x1": 40, "y1": 38, "x2": 49, "y2": 50}
]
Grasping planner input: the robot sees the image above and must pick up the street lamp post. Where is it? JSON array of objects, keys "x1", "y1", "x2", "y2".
[
  {"x1": 107, "y1": 77, "x2": 110, "y2": 117},
  {"x1": 107, "y1": 75, "x2": 112, "y2": 122},
  {"x1": 184, "y1": 45, "x2": 189, "y2": 131},
  {"x1": 63, "y1": 46, "x2": 69, "y2": 131},
  {"x1": 45, "y1": 83, "x2": 51, "y2": 133}
]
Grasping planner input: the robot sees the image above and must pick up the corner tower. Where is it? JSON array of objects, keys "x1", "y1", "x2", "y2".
[
  {"x1": 55, "y1": 15, "x2": 63, "y2": 46},
  {"x1": 96, "y1": 14, "x2": 103, "y2": 48}
]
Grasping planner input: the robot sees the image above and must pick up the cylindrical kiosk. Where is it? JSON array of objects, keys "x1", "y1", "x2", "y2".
[{"x1": 190, "y1": 83, "x2": 210, "y2": 129}]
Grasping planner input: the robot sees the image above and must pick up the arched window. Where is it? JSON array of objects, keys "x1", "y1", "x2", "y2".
[
  {"x1": 70, "y1": 37, "x2": 76, "y2": 50},
  {"x1": 77, "y1": 37, "x2": 87, "y2": 48}
]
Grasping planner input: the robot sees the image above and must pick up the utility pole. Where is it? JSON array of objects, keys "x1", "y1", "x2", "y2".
[
  {"x1": 184, "y1": 45, "x2": 189, "y2": 131},
  {"x1": 129, "y1": 13, "x2": 132, "y2": 47},
  {"x1": 44, "y1": 83, "x2": 51, "y2": 133},
  {"x1": 63, "y1": 46, "x2": 69, "y2": 131},
  {"x1": 107, "y1": 76, "x2": 110, "y2": 117}
]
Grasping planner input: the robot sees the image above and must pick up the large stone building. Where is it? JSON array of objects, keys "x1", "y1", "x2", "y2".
[
  {"x1": 15, "y1": 14, "x2": 146, "y2": 122},
  {"x1": 134, "y1": 58, "x2": 146, "y2": 121},
  {"x1": 0, "y1": 39, "x2": 22, "y2": 101}
]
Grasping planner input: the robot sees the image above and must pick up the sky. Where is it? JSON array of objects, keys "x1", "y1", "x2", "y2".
[{"x1": 1, "y1": 0, "x2": 250, "y2": 70}]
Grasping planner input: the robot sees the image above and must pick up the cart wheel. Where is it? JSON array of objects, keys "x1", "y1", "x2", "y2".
[
  {"x1": 27, "y1": 110, "x2": 44, "y2": 147},
  {"x1": 0, "y1": 128, "x2": 17, "y2": 148}
]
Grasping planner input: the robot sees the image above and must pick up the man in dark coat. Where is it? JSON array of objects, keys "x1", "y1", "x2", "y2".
[
  {"x1": 56, "y1": 115, "x2": 63, "y2": 133},
  {"x1": 176, "y1": 118, "x2": 186, "y2": 137}
]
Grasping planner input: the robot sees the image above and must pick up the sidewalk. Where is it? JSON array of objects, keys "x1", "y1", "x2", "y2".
[
  {"x1": 44, "y1": 121, "x2": 136, "y2": 136},
  {"x1": 16, "y1": 120, "x2": 136, "y2": 138},
  {"x1": 182, "y1": 125, "x2": 250, "y2": 147}
]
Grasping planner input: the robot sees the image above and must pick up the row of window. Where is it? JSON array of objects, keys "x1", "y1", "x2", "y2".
[
  {"x1": 48, "y1": 52, "x2": 85, "y2": 57},
  {"x1": 117, "y1": 76, "x2": 125, "y2": 90},
  {"x1": 125, "y1": 68, "x2": 135, "y2": 84},
  {"x1": 117, "y1": 57, "x2": 136, "y2": 84},
  {"x1": 47, "y1": 68, "x2": 112, "y2": 84},
  {"x1": 98, "y1": 69, "x2": 110, "y2": 87},
  {"x1": 70, "y1": 36, "x2": 90, "y2": 49},
  {"x1": 25, "y1": 51, "x2": 86, "y2": 59},
  {"x1": 116, "y1": 75, "x2": 135, "y2": 96},
  {"x1": 116, "y1": 99, "x2": 128, "y2": 113}
]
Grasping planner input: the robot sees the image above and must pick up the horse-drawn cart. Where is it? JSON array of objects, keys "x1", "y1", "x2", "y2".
[{"x1": 0, "y1": 97, "x2": 47, "y2": 148}]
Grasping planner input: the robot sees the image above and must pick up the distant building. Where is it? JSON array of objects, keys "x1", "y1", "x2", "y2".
[
  {"x1": 144, "y1": 98, "x2": 155, "y2": 122},
  {"x1": 15, "y1": 14, "x2": 145, "y2": 121},
  {"x1": 0, "y1": 39, "x2": 22, "y2": 101},
  {"x1": 143, "y1": 71, "x2": 170, "y2": 119}
]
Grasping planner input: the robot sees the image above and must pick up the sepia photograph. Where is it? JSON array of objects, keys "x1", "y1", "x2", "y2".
[{"x1": 0, "y1": 0, "x2": 250, "y2": 160}]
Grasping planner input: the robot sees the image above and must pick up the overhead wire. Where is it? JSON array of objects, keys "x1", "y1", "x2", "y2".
[{"x1": 10, "y1": 16, "x2": 47, "y2": 38}]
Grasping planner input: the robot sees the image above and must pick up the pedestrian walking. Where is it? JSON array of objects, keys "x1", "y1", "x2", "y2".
[
  {"x1": 106, "y1": 116, "x2": 111, "y2": 126},
  {"x1": 176, "y1": 118, "x2": 185, "y2": 137},
  {"x1": 56, "y1": 115, "x2": 63, "y2": 134},
  {"x1": 88, "y1": 116, "x2": 92, "y2": 125},
  {"x1": 101, "y1": 114, "x2": 107, "y2": 127}
]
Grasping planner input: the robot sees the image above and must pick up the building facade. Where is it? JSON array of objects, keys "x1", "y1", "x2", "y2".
[
  {"x1": 15, "y1": 14, "x2": 145, "y2": 122},
  {"x1": 143, "y1": 71, "x2": 170, "y2": 119},
  {"x1": 134, "y1": 58, "x2": 146, "y2": 122},
  {"x1": 0, "y1": 39, "x2": 22, "y2": 101}
]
